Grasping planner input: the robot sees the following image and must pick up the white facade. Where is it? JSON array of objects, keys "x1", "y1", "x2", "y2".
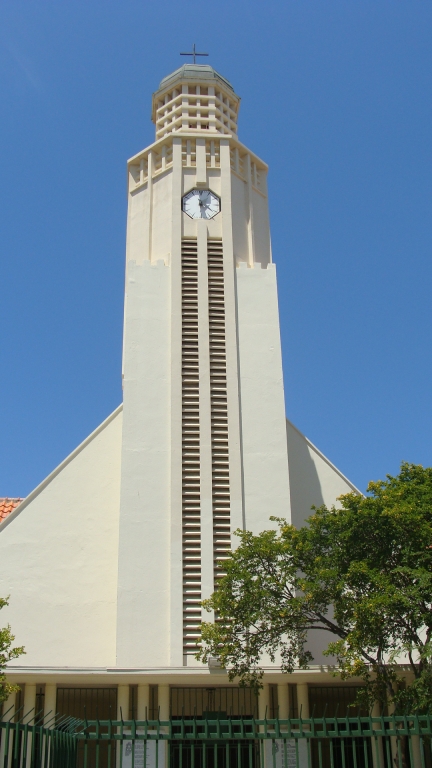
[{"x1": 0, "y1": 64, "x2": 359, "y2": 720}]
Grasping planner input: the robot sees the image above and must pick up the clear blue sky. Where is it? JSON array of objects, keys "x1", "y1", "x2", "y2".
[{"x1": 1, "y1": 1, "x2": 432, "y2": 497}]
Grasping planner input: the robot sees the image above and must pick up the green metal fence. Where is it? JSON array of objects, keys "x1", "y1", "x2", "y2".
[
  {"x1": 0, "y1": 705, "x2": 78, "y2": 768},
  {"x1": 1, "y1": 712, "x2": 431, "y2": 768}
]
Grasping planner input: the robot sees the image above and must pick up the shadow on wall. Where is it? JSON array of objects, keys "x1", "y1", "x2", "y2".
[{"x1": 286, "y1": 419, "x2": 325, "y2": 529}]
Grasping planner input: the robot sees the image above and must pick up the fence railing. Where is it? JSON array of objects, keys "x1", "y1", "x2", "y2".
[
  {"x1": 0, "y1": 705, "x2": 78, "y2": 768},
  {"x1": 1, "y1": 712, "x2": 431, "y2": 768}
]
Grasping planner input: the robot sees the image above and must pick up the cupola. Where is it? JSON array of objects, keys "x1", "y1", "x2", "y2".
[{"x1": 151, "y1": 64, "x2": 240, "y2": 140}]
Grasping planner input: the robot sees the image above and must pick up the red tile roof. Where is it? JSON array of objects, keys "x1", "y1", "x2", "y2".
[{"x1": 0, "y1": 498, "x2": 22, "y2": 523}]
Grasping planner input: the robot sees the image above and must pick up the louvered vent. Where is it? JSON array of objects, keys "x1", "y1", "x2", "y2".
[
  {"x1": 207, "y1": 240, "x2": 231, "y2": 584},
  {"x1": 181, "y1": 239, "x2": 201, "y2": 656}
]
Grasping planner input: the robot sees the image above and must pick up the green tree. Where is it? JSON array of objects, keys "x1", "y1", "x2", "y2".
[
  {"x1": 0, "y1": 597, "x2": 25, "y2": 704},
  {"x1": 198, "y1": 463, "x2": 432, "y2": 713}
]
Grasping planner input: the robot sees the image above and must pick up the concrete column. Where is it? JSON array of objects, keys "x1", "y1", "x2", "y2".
[
  {"x1": 277, "y1": 684, "x2": 289, "y2": 720},
  {"x1": 0, "y1": 690, "x2": 15, "y2": 768},
  {"x1": 22, "y1": 685, "x2": 36, "y2": 768},
  {"x1": 295, "y1": 684, "x2": 310, "y2": 768},
  {"x1": 259, "y1": 683, "x2": 271, "y2": 720},
  {"x1": 137, "y1": 685, "x2": 150, "y2": 721},
  {"x1": 296, "y1": 684, "x2": 309, "y2": 720},
  {"x1": 158, "y1": 685, "x2": 170, "y2": 720},
  {"x1": 387, "y1": 701, "x2": 399, "y2": 768},
  {"x1": 411, "y1": 734, "x2": 422, "y2": 768},
  {"x1": 2, "y1": 689, "x2": 16, "y2": 720},
  {"x1": 23, "y1": 684, "x2": 36, "y2": 721},
  {"x1": 118, "y1": 685, "x2": 129, "y2": 721},
  {"x1": 370, "y1": 701, "x2": 385, "y2": 768},
  {"x1": 44, "y1": 685, "x2": 57, "y2": 727}
]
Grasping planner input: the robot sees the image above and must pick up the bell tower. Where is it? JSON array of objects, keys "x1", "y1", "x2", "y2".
[{"x1": 117, "y1": 64, "x2": 290, "y2": 668}]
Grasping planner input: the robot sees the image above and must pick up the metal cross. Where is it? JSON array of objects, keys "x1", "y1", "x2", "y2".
[{"x1": 180, "y1": 44, "x2": 209, "y2": 64}]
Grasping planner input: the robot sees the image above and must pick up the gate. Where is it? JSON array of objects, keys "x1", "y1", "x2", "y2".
[{"x1": 1, "y1": 710, "x2": 431, "y2": 768}]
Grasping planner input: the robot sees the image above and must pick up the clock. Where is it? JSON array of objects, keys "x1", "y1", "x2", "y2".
[{"x1": 182, "y1": 188, "x2": 221, "y2": 220}]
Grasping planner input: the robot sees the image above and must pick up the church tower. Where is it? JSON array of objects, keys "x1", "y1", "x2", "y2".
[
  {"x1": 0, "y1": 62, "x2": 359, "y2": 725},
  {"x1": 118, "y1": 64, "x2": 291, "y2": 668}
]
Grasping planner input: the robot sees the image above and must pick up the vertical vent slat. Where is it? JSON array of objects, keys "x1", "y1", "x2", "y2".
[
  {"x1": 181, "y1": 239, "x2": 201, "y2": 656},
  {"x1": 207, "y1": 240, "x2": 231, "y2": 585}
]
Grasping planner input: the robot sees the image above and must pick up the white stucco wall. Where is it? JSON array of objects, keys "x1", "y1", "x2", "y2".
[
  {"x1": 127, "y1": 186, "x2": 149, "y2": 264},
  {"x1": 286, "y1": 418, "x2": 360, "y2": 529},
  {"x1": 152, "y1": 172, "x2": 173, "y2": 262},
  {"x1": 117, "y1": 259, "x2": 171, "y2": 667},
  {"x1": 0, "y1": 407, "x2": 122, "y2": 667},
  {"x1": 285, "y1": 419, "x2": 360, "y2": 663},
  {"x1": 236, "y1": 262, "x2": 291, "y2": 533}
]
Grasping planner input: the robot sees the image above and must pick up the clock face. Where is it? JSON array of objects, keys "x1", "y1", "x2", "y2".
[{"x1": 182, "y1": 188, "x2": 221, "y2": 220}]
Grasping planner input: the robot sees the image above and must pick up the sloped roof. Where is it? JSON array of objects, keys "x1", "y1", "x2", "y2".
[
  {"x1": 158, "y1": 64, "x2": 235, "y2": 94},
  {"x1": 0, "y1": 498, "x2": 22, "y2": 524}
]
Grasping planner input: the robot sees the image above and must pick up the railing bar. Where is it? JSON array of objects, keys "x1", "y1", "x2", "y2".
[
  {"x1": 13, "y1": 720, "x2": 20, "y2": 765},
  {"x1": 307, "y1": 736, "x2": 312, "y2": 768},
  {"x1": 2, "y1": 721, "x2": 11, "y2": 768},
  {"x1": 341, "y1": 736, "x2": 346, "y2": 768},
  {"x1": 408, "y1": 732, "x2": 414, "y2": 768},
  {"x1": 419, "y1": 735, "x2": 426, "y2": 768},
  {"x1": 21, "y1": 724, "x2": 28, "y2": 768},
  {"x1": 43, "y1": 730, "x2": 49, "y2": 768},
  {"x1": 363, "y1": 732, "x2": 369, "y2": 768},
  {"x1": 352, "y1": 735, "x2": 358, "y2": 768},
  {"x1": 385, "y1": 734, "x2": 392, "y2": 768},
  {"x1": 397, "y1": 735, "x2": 403, "y2": 768}
]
